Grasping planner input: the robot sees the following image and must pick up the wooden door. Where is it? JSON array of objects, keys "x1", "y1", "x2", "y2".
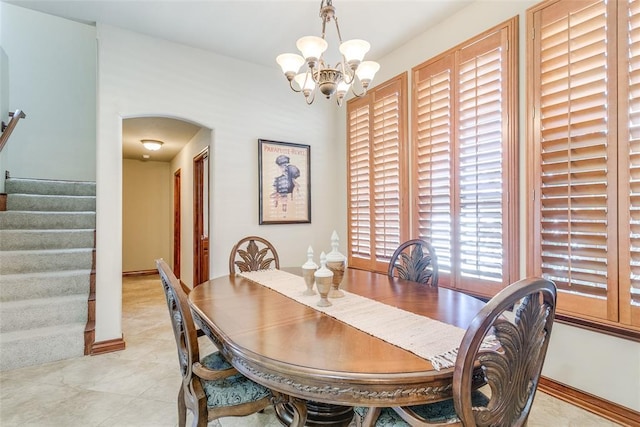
[
  {"x1": 193, "y1": 149, "x2": 209, "y2": 286},
  {"x1": 173, "y1": 169, "x2": 181, "y2": 278}
]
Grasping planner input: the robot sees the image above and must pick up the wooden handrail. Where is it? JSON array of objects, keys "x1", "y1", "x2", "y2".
[{"x1": 0, "y1": 109, "x2": 26, "y2": 152}]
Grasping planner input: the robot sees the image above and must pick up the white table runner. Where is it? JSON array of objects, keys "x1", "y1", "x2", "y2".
[{"x1": 239, "y1": 269, "x2": 474, "y2": 370}]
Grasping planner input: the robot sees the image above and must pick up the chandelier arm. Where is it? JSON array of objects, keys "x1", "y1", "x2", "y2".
[
  {"x1": 289, "y1": 80, "x2": 303, "y2": 93},
  {"x1": 305, "y1": 87, "x2": 317, "y2": 105},
  {"x1": 349, "y1": 79, "x2": 368, "y2": 98},
  {"x1": 341, "y1": 67, "x2": 355, "y2": 85},
  {"x1": 308, "y1": 67, "x2": 321, "y2": 85}
]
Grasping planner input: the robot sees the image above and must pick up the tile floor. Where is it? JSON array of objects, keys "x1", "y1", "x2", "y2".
[{"x1": 0, "y1": 274, "x2": 621, "y2": 426}]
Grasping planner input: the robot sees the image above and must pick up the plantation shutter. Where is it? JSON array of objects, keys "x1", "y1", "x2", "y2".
[
  {"x1": 347, "y1": 74, "x2": 408, "y2": 272},
  {"x1": 620, "y1": 0, "x2": 640, "y2": 326},
  {"x1": 373, "y1": 82, "x2": 404, "y2": 261},
  {"x1": 531, "y1": 0, "x2": 618, "y2": 321},
  {"x1": 413, "y1": 55, "x2": 454, "y2": 277},
  {"x1": 412, "y1": 19, "x2": 516, "y2": 297},
  {"x1": 347, "y1": 98, "x2": 372, "y2": 263},
  {"x1": 456, "y1": 31, "x2": 507, "y2": 294}
]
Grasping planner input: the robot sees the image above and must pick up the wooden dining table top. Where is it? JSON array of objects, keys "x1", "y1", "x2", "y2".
[{"x1": 188, "y1": 267, "x2": 487, "y2": 408}]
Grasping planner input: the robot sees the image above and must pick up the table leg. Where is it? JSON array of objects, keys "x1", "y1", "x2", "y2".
[{"x1": 275, "y1": 399, "x2": 353, "y2": 427}]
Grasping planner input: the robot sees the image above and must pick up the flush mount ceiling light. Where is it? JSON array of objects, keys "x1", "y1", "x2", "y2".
[
  {"x1": 141, "y1": 139, "x2": 163, "y2": 151},
  {"x1": 276, "y1": 0, "x2": 380, "y2": 106}
]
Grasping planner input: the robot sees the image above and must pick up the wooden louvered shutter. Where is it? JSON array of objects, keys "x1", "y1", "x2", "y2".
[
  {"x1": 347, "y1": 73, "x2": 408, "y2": 272},
  {"x1": 456, "y1": 30, "x2": 511, "y2": 295},
  {"x1": 620, "y1": 0, "x2": 640, "y2": 327},
  {"x1": 348, "y1": 97, "x2": 372, "y2": 263},
  {"x1": 530, "y1": 0, "x2": 618, "y2": 321},
  {"x1": 412, "y1": 18, "x2": 517, "y2": 297},
  {"x1": 413, "y1": 55, "x2": 454, "y2": 278}
]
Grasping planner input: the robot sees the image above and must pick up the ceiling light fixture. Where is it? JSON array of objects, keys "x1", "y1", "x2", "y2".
[
  {"x1": 276, "y1": 0, "x2": 380, "y2": 106},
  {"x1": 141, "y1": 139, "x2": 163, "y2": 151}
]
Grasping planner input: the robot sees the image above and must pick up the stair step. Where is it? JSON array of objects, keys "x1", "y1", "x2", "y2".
[
  {"x1": 5, "y1": 178, "x2": 95, "y2": 196},
  {"x1": 0, "y1": 229, "x2": 95, "y2": 250},
  {"x1": 0, "y1": 294, "x2": 88, "y2": 333},
  {"x1": 0, "y1": 248, "x2": 93, "y2": 274},
  {"x1": 6, "y1": 193, "x2": 96, "y2": 212},
  {"x1": 0, "y1": 211, "x2": 95, "y2": 230},
  {"x1": 0, "y1": 323, "x2": 85, "y2": 371},
  {"x1": 0, "y1": 270, "x2": 91, "y2": 302}
]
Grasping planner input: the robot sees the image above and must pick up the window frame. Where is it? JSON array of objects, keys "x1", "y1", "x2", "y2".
[
  {"x1": 411, "y1": 17, "x2": 520, "y2": 299},
  {"x1": 346, "y1": 72, "x2": 409, "y2": 273},
  {"x1": 526, "y1": 0, "x2": 640, "y2": 337}
]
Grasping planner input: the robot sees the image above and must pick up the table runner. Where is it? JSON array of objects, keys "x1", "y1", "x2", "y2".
[{"x1": 239, "y1": 269, "x2": 476, "y2": 370}]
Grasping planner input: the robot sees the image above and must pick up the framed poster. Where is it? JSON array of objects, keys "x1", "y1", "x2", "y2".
[{"x1": 258, "y1": 139, "x2": 311, "y2": 224}]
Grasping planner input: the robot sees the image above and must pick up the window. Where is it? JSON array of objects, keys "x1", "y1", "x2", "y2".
[
  {"x1": 347, "y1": 73, "x2": 408, "y2": 272},
  {"x1": 527, "y1": 0, "x2": 640, "y2": 331},
  {"x1": 412, "y1": 18, "x2": 519, "y2": 298}
]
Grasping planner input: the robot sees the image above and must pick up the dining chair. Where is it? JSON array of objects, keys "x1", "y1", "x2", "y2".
[
  {"x1": 387, "y1": 239, "x2": 439, "y2": 286},
  {"x1": 354, "y1": 276, "x2": 557, "y2": 427},
  {"x1": 156, "y1": 259, "x2": 272, "y2": 427},
  {"x1": 229, "y1": 235, "x2": 280, "y2": 274}
]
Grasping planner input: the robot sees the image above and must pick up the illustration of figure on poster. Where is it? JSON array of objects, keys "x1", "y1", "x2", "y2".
[{"x1": 271, "y1": 154, "x2": 300, "y2": 214}]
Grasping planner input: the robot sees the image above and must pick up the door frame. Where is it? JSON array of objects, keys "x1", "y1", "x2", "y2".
[
  {"x1": 173, "y1": 169, "x2": 181, "y2": 278},
  {"x1": 193, "y1": 148, "x2": 209, "y2": 286}
]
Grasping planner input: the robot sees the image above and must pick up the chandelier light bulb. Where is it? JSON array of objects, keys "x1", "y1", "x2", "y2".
[
  {"x1": 294, "y1": 73, "x2": 316, "y2": 95},
  {"x1": 339, "y1": 39, "x2": 370, "y2": 68},
  {"x1": 276, "y1": 53, "x2": 305, "y2": 80},
  {"x1": 337, "y1": 80, "x2": 350, "y2": 96},
  {"x1": 296, "y1": 36, "x2": 328, "y2": 65},
  {"x1": 355, "y1": 61, "x2": 380, "y2": 87}
]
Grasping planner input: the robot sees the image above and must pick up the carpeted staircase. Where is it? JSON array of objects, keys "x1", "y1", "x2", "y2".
[{"x1": 0, "y1": 177, "x2": 95, "y2": 371}]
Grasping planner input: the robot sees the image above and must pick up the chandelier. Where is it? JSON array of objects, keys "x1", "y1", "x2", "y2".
[{"x1": 276, "y1": 0, "x2": 380, "y2": 106}]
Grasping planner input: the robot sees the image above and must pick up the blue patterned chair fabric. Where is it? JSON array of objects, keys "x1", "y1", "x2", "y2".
[
  {"x1": 354, "y1": 277, "x2": 557, "y2": 427},
  {"x1": 200, "y1": 352, "x2": 271, "y2": 408},
  {"x1": 354, "y1": 391, "x2": 490, "y2": 426}
]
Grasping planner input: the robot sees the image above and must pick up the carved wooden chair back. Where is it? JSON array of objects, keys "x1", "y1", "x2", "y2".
[
  {"x1": 229, "y1": 236, "x2": 280, "y2": 274},
  {"x1": 387, "y1": 239, "x2": 439, "y2": 286},
  {"x1": 156, "y1": 259, "x2": 271, "y2": 426},
  {"x1": 354, "y1": 277, "x2": 556, "y2": 427},
  {"x1": 452, "y1": 277, "x2": 557, "y2": 426}
]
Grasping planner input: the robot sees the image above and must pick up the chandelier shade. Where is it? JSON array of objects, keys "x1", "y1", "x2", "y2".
[{"x1": 276, "y1": 0, "x2": 380, "y2": 105}]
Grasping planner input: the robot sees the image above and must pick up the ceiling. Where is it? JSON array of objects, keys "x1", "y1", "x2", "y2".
[
  {"x1": 122, "y1": 117, "x2": 202, "y2": 162},
  {"x1": 7, "y1": 0, "x2": 475, "y2": 161}
]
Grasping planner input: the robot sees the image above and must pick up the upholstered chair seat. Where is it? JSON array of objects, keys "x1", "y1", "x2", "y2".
[
  {"x1": 199, "y1": 352, "x2": 271, "y2": 408},
  {"x1": 354, "y1": 391, "x2": 489, "y2": 426}
]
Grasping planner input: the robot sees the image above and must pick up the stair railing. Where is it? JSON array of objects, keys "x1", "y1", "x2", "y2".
[{"x1": 0, "y1": 109, "x2": 26, "y2": 152}]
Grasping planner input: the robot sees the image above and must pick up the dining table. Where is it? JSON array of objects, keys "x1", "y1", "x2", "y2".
[{"x1": 188, "y1": 267, "x2": 488, "y2": 427}]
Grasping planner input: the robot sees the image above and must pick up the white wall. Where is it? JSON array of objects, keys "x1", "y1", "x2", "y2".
[
  {"x1": 122, "y1": 158, "x2": 172, "y2": 272},
  {"x1": 340, "y1": 0, "x2": 640, "y2": 411},
  {"x1": 95, "y1": 24, "x2": 344, "y2": 343},
  {"x1": 0, "y1": 3, "x2": 96, "y2": 182}
]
